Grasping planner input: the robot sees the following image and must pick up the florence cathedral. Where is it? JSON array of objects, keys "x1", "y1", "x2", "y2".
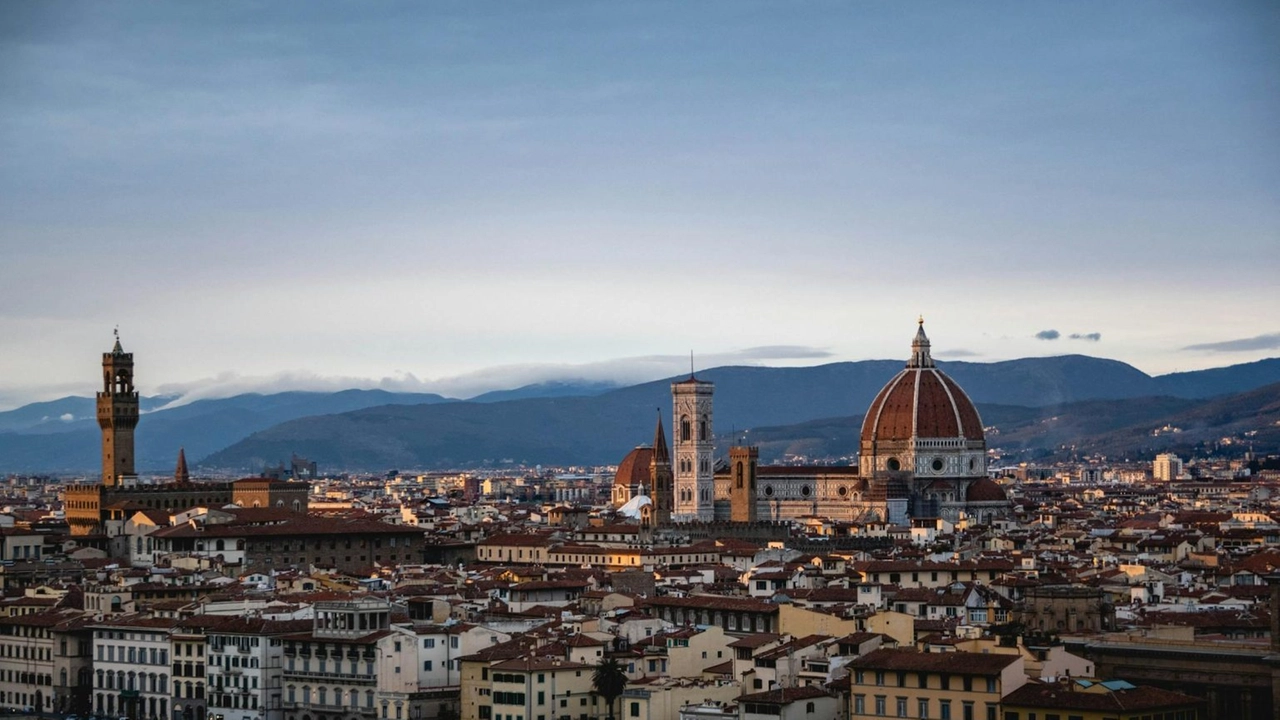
[{"x1": 612, "y1": 320, "x2": 1011, "y2": 526}]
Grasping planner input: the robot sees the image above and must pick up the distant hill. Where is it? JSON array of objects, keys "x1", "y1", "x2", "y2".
[
  {"x1": 0, "y1": 389, "x2": 451, "y2": 473},
  {"x1": 718, "y1": 384, "x2": 1280, "y2": 464},
  {"x1": 199, "y1": 355, "x2": 1280, "y2": 471},
  {"x1": 469, "y1": 380, "x2": 622, "y2": 403}
]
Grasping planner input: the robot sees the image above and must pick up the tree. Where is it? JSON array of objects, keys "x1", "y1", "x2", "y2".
[{"x1": 591, "y1": 657, "x2": 628, "y2": 720}]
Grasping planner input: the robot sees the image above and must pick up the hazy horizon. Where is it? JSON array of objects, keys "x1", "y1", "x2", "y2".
[{"x1": 3, "y1": 2, "x2": 1278, "y2": 410}]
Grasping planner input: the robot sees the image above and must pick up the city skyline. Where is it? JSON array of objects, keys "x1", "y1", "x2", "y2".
[{"x1": 2, "y1": 2, "x2": 1277, "y2": 409}]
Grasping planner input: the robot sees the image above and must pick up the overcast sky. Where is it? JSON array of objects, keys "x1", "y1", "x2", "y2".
[{"x1": 2, "y1": 1, "x2": 1278, "y2": 409}]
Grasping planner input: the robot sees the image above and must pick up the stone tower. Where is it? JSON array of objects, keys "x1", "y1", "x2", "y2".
[
  {"x1": 729, "y1": 445, "x2": 759, "y2": 523},
  {"x1": 650, "y1": 415, "x2": 674, "y2": 526},
  {"x1": 672, "y1": 374, "x2": 714, "y2": 522},
  {"x1": 97, "y1": 332, "x2": 139, "y2": 487},
  {"x1": 174, "y1": 447, "x2": 190, "y2": 483}
]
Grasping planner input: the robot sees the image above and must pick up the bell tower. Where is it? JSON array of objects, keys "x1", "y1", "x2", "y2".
[
  {"x1": 649, "y1": 414, "x2": 673, "y2": 526},
  {"x1": 672, "y1": 374, "x2": 714, "y2": 522},
  {"x1": 97, "y1": 331, "x2": 139, "y2": 487}
]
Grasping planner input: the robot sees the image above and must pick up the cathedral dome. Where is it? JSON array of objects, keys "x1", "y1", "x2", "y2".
[
  {"x1": 615, "y1": 446, "x2": 654, "y2": 487},
  {"x1": 965, "y1": 478, "x2": 1008, "y2": 503},
  {"x1": 860, "y1": 320, "x2": 984, "y2": 445}
]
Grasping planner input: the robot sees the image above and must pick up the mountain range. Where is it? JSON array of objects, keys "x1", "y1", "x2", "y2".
[{"x1": 3, "y1": 355, "x2": 1277, "y2": 473}]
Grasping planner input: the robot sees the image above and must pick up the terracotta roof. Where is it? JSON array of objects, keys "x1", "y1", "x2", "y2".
[
  {"x1": 1004, "y1": 681, "x2": 1204, "y2": 712},
  {"x1": 849, "y1": 648, "x2": 1018, "y2": 675},
  {"x1": 966, "y1": 479, "x2": 1009, "y2": 503},
  {"x1": 615, "y1": 446, "x2": 654, "y2": 488}
]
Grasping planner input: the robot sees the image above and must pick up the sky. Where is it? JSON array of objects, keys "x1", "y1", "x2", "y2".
[{"x1": 1, "y1": 1, "x2": 1278, "y2": 409}]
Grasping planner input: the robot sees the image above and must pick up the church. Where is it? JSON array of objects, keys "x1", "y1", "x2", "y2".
[{"x1": 612, "y1": 320, "x2": 1010, "y2": 526}]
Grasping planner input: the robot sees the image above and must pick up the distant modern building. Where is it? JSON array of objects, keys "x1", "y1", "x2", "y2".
[{"x1": 1154, "y1": 453, "x2": 1184, "y2": 482}]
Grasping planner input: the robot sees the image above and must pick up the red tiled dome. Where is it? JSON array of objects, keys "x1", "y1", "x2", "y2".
[
  {"x1": 615, "y1": 446, "x2": 653, "y2": 487},
  {"x1": 860, "y1": 322, "x2": 984, "y2": 444},
  {"x1": 966, "y1": 478, "x2": 1007, "y2": 503}
]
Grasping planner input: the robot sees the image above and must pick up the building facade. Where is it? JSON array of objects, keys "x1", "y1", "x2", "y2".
[{"x1": 672, "y1": 376, "x2": 715, "y2": 522}]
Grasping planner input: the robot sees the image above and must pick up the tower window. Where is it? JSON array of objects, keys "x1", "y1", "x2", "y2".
[{"x1": 680, "y1": 416, "x2": 691, "y2": 442}]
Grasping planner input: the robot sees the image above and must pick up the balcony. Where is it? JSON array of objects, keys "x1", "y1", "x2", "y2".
[
  {"x1": 282, "y1": 669, "x2": 376, "y2": 685},
  {"x1": 282, "y1": 701, "x2": 376, "y2": 716}
]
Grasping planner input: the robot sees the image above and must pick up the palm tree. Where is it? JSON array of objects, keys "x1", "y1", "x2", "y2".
[{"x1": 591, "y1": 657, "x2": 628, "y2": 720}]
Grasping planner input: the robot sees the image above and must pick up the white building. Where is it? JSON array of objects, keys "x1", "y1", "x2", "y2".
[
  {"x1": 92, "y1": 616, "x2": 177, "y2": 720},
  {"x1": 206, "y1": 617, "x2": 311, "y2": 720}
]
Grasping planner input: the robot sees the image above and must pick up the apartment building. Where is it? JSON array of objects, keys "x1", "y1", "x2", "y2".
[
  {"x1": 91, "y1": 616, "x2": 179, "y2": 720},
  {"x1": 848, "y1": 649, "x2": 1025, "y2": 720}
]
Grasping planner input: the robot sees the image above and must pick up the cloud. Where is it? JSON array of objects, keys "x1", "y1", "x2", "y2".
[
  {"x1": 1068, "y1": 332, "x2": 1102, "y2": 342},
  {"x1": 934, "y1": 348, "x2": 981, "y2": 358},
  {"x1": 1035, "y1": 330, "x2": 1060, "y2": 340},
  {"x1": 1183, "y1": 332, "x2": 1280, "y2": 353},
  {"x1": 59, "y1": 413, "x2": 75, "y2": 422},
  {"x1": 145, "y1": 345, "x2": 837, "y2": 409}
]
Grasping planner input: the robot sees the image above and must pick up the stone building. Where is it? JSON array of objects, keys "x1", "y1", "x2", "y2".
[
  {"x1": 149, "y1": 513, "x2": 425, "y2": 574},
  {"x1": 611, "y1": 321, "x2": 1011, "y2": 527},
  {"x1": 64, "y1": 336, "x2": 309, "y2": 537},
  {"x1": 1018, "y1": 585, "x2": 1116, "y2": 634}
]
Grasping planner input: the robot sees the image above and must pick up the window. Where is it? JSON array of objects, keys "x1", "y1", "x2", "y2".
[
  {"x1": 919, "y1": 698, "x2": 930, "y2": 719},
  {"x1": 423, "y1": 661, "x2": 433, "y2": 671},
  {"x1": 985, "y1": 678, "x2": 997, "y2": 693},
  {"x1": 875, "y1": 696, "x2": 886, "y2": 716},
  {"x1": 806, "y1": 702, "x2": 816, "y2": 714},
  {"x1": 940, "y1": 700, "x2": 951, "y2": 720},
  {"x1": 897, "y1": 697, "x2": 907, "y2": 717},
  {"x1": 962, "y1": 701, "x2": 974, "y2": 720},
  {"x1": 854, "y1": 696, "x2": 865, "y2": 715},
  {"x1": 630, "y1": 702, "x2": 640, "y2": 717}
]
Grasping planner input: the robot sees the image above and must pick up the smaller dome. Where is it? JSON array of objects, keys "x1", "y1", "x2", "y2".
[
  {"x1": 615, "y1": 446, "x2": 654, "y2": 487},
  {"x1": 966, "y1": 478, "x2": 1008, "y2": 503},
  {"x1": 617, "y1": 493, "x2": 653, "y2": 520}
]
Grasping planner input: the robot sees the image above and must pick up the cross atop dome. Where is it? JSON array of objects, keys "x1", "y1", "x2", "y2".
[{"x1": 909, "y1": 317, "x2": 934, "y2": 368}]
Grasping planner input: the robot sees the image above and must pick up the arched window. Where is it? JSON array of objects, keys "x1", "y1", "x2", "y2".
[
  {"x1": 365, "y1": 691, "x2": 375, "y2": 709},
  {"x1": 318, "y1": 688, "x2": 327, "y2": 706},
  {"x1": 680, "y1": 416, "x2": 690, "y2": 442},
  {"x1": 349, "y1": 690, "x2": 358, "y2": 708},
  {"x1": 806, "y1": 701, "x2": 815, "y2": 713},
  {"x1": 215, "y1": 540, "x2": 225, "y2": 552},
  {"x1": 699, "y1": 416, "x2": 707, "y2": 440},
  {"x1": 736, "y1": 463, "x2": 743, "y2": 489},
  {"x1": 333, "y1": 688, "x2": 343, "y2": 707}
]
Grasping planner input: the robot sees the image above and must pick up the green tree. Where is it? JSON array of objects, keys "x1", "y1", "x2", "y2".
[{"x1": 591, "y1": 657, "x2": 628, "y2": 720}]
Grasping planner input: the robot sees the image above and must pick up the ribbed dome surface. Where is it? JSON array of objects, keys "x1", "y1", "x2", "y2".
[
  {"x1": 615, "y1": 446, "x2": 653, "y2": 487},
  {"x1": 966, "y1": 478, "x2": 1007, "y2": 503},
  {"x1": 860, "y1": 321, "x2": 984, "y2": 444}
]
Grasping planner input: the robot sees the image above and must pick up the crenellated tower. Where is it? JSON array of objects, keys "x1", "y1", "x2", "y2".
[
  {"x1": 672, "y1": 374, "x2": 714, "y2": 522},
  {"x1": 97, "y1": 332, "x2": 139, "y2": 487}
]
